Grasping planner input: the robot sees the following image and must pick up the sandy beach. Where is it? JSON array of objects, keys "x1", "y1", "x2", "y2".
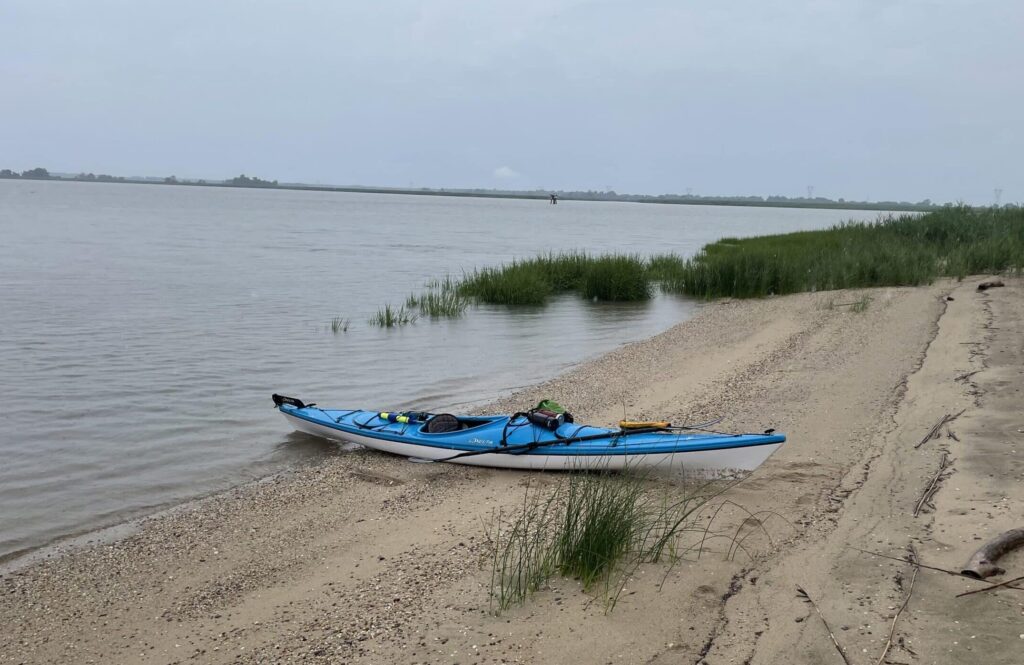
[{"x1": 3, "y1": 277, "x2": 1022, "y2": 665}]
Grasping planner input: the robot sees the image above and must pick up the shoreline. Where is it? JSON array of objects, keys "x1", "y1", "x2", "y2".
[{"x1": 3, "y1": 279, "x2": 1023, "y2": 664}]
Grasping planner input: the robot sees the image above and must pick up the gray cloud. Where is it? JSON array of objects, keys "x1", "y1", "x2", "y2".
[{"x1": 1, "y1": 0, "x2": 1020, "y2": 203}]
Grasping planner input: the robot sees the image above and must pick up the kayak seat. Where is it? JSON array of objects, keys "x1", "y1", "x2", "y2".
[{"x1": 424, "y1": 413, "x2": 460, "y2": 434}]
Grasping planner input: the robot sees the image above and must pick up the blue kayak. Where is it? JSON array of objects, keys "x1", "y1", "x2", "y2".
[{"x1": 273, "y1": 395, "x2": 785, "y2": 472}]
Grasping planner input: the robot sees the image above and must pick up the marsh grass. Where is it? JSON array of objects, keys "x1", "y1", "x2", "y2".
[
  {"x1": 665, "y1": 206, "x2": 1024, "y2": 299},
  {"x1": 368, "y1": 304, "x2": 418, "y2": 327},
  {"x1": 459, "y1": 251, "x2": 655, "y2": 305},
  {"x1": 459, "y1": 261, "x2": 554, "y2": 305},
  {"x1": 646, "y1": 253, "x2": 688, "y2": 285},
  {"x1": 581, "y1": 254, "x2": 651, "y2": 301},
  {"x1": 363, "y1": 207, "x2": 1024, "y2": 326},
  {"x1": 488, "y1": 470, "x2": 772, "y2": 614},
  {"x1": 329, "y1": 316, "x2": 350, "y2": 333}
]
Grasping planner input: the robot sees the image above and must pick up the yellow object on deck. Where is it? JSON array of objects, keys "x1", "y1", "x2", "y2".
[{"x1": 619, "y1": 420, "x2": 671, "y2": 430}]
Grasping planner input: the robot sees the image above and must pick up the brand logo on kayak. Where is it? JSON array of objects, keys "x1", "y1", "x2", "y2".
[{"x1": 469, "y1": 438, "x2": 494, "y2": 445}]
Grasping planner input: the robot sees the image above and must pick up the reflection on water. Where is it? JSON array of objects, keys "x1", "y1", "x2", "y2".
[{"x1": 0, "y1": 180, "x2": 891, "y2": 557}]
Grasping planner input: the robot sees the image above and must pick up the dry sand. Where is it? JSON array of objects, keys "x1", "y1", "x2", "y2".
[{"x1": 2, "y1": 278, "x2": 1023, "y2": 664}]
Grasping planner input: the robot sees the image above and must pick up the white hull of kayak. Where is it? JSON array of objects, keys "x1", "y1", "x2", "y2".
[{"x1": 282, "y1": 412, "x2": 781, "y2": 473}]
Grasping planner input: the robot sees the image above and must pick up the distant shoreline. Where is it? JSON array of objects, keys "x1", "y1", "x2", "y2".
[{"x1": 1, "y1": 174, "x2": 938, "y2": 213}]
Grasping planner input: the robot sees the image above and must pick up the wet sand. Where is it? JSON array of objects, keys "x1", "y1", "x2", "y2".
[{"x1": 3, "y1": 278, "x2": 1023, "y2": 664}]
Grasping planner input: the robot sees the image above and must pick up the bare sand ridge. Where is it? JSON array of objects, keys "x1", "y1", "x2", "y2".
[{"x1": 2, "y1": 279, "x2": 1022, "y2": 664}]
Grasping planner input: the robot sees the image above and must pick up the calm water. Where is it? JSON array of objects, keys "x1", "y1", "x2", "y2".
[{"x1": 0, "y1": 181, "x2": 889, "y2": 558}]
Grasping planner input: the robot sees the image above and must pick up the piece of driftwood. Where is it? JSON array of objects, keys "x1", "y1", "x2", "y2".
[
  {"x1": 962, "y1": 528, "x2": 1024, "y2": 579},
  {"x1": 956, "y1": 574, "x2": 1024, "y2": 598},
  {"x1": 914, "y1": 453, "x2": 951, "y2": 517},
  {"x1": 796, "y1": 585, "x2": 851, "y2": 665},
  {"x1": 914, "y1": 410, "x2": 966, "y2": 449},
  {"x1": 875, "y1": 545, "x2": 919, "y2": 665},
  {"x1": 976, "y1": 280, "x2": 1004, "y2": 291}
]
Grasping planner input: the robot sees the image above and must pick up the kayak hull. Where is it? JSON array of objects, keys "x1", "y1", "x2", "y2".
[{"x1": 278, "y1": 404, "x2": 785, "y2": 473}]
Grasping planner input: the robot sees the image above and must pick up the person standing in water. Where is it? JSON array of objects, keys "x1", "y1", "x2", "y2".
[{"x1": 549, "y1": 193, "x2": 558, "y2": 204}]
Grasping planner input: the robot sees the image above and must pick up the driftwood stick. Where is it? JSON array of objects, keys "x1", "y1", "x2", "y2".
[
  {"x1": 914, "y1": 410, "x2": 966, "y2": 449},
  {"x1": 796, "y1": 585, "x2": 851, "y2": 665},
  {"x1": 914, "y1": 453, "x2": 950, "y2": 517},
  {"x1": 962, "y1": 528, "x2": 1024, "y2": 579},
  {"x1": 955, "y1": 370, "x2": 980, "y2": 383},
  {"x1": 875, "y1": 545, "x2": 919, "y2": 665},
  {"x1": 956, "y1": 574, "x2": 1024, "y2": 598},
  {"x1": 852, "y1": 547, "x2": 1024, "y2": 592},
  {"x1": 915, "y1": 418, "x2": 947, "y2": 448}
]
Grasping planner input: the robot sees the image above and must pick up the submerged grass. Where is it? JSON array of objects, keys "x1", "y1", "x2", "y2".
[
  {"x1": 664, "y1": 206, "x2": 1024, "y2": 299},
  {"x1": 489, "y1": 470, "x2": 750, "y2": 613},
  {"x1": 406, "y1": 275, "x2": 470, "y2": 318},
  {"x1": 368, "y1": 304, "x2": 418, "y2": 327}
]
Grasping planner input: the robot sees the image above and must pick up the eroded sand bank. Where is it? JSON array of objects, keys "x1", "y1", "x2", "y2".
[{"x1": 2, "y1": 278, "x2": 1022, "y2": 665}]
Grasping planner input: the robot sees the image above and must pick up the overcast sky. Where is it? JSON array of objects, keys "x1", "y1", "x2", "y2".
[{"x1": 2, "y1": 1, "x2": 1021, "y2": 203}]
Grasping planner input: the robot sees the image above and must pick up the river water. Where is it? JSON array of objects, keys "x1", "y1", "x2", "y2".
[{"x1": 0, "y1": 181, "x2": 890, "y2": 558}]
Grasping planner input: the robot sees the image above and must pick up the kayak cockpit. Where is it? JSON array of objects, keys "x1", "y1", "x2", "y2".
[{"x1": 418, "y1": 414, "x2": 504, "y2": 435}]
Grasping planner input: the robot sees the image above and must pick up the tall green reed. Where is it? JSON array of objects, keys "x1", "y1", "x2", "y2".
[{"x1": 488, "y1": 469, "x2": 759, "y2": 614}]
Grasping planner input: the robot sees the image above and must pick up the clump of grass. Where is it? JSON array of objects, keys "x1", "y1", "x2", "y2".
[
  {"x1": 554, "y1": 470, "x2": 647, "y2": 588},
  {"x1": 329, "y1": 316, "x2": 350, "y2": 333},
  {"x1": 664, "y1": 206, "x2": 1024, "y2": 299},
  {"x1": 581, "y1": 254, "x2": 651, "y2": 301},
  {"x1": 488, "y1": 470, "x2": 748, "y2": 613},
  {"x1": 489, "y1": 486, "x2": 562, "y2": 611},
  {"x1": 368, "y1": 304, "x2": 418, "y2": 327}
]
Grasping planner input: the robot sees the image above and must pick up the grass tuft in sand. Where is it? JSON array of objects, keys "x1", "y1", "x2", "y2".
[{"x1": 489, "y1": 471, "x2": 730, "y2": 613}]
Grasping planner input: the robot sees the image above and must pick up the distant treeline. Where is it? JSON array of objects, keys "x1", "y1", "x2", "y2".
[
  {"x1": 1, "y1": 168, "x2": 277, "y2": 188},
  {"x1": 2, "y1": 166, "x2": 1013, "y2": 212}
]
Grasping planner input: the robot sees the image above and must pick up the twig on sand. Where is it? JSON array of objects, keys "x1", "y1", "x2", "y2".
[
  {"x1": 914, "y1": 453, "x2": 952, "y2": 517},
  {"x1": 796, "y1": 585, "x2": 851, "y2": 665},
  {"x1": 875, "y1": 545, "x2": 919, "y2": 665},
  {"x1": 954, "y1": 370, "x2": 980, "y2": 383},
  {"x1": 956, "y1": 575, "x2": 1024, "y2": 598},
  {"x1": 914, "y1": 410, "x2": 966, "y2": 449}
]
